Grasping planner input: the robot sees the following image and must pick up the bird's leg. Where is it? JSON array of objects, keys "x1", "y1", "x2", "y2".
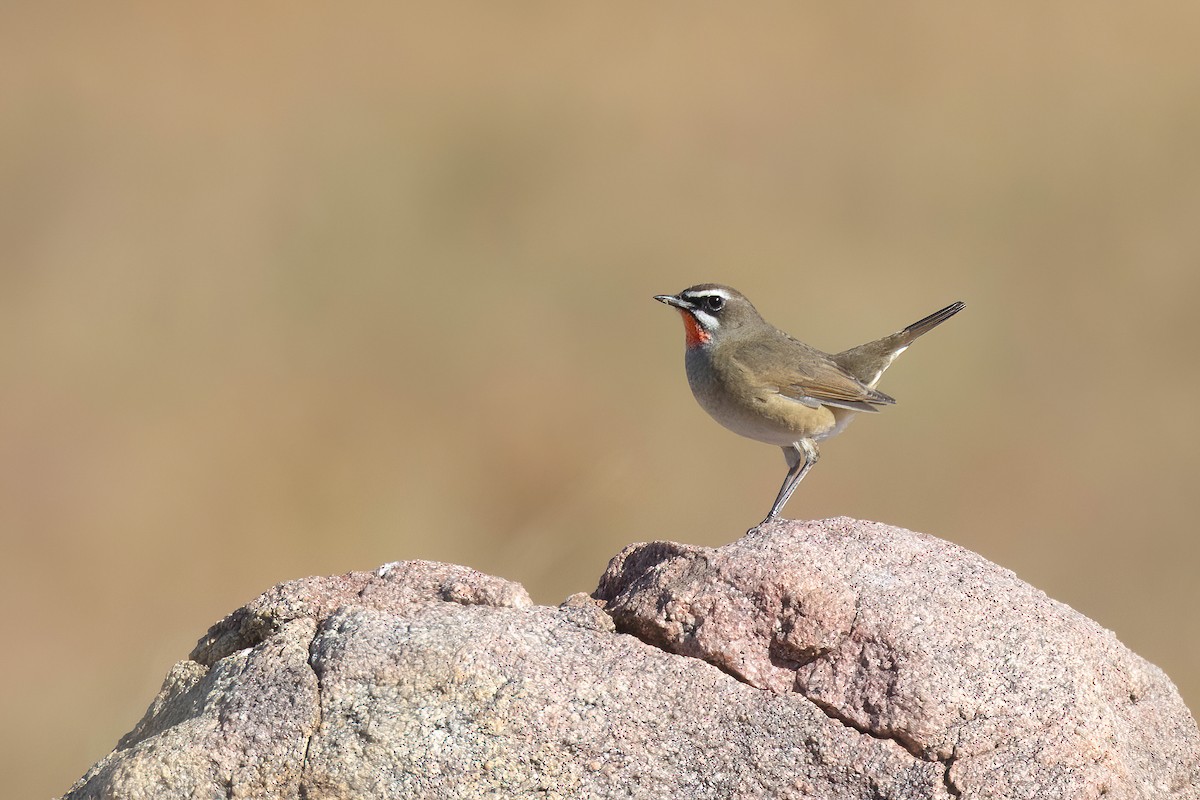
[{"x1": 762, "y1": 439, "x2": 820, "y2": 524}]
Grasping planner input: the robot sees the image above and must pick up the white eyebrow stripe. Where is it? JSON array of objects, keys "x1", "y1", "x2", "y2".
[{"x1": 682, "y1": 287, "x2": 732, "y2": 302}]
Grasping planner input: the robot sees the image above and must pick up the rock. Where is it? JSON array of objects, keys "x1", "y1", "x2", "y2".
[
  {"x1": 61, "y1": 520, "x2": 1200, "y2": 800},
  {"x1": 595, "y1": 518, "x2": 1200, "y2": 798}
]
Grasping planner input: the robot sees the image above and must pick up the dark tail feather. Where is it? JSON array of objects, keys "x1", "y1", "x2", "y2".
[
  {"x1": 832, "y1": 300, "x2": 965, "y2": 387},
  {"x1": 899, "y1": 301, "x2": 966, "y2": 345}
]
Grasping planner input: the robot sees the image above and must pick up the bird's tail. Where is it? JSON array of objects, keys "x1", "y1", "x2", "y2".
[
  {"x1": 897, "y1": 301, "x2": 966, "y2": 346},
  {"x1": 832, "y1": 300, "x2": 965, "y2": 388}
]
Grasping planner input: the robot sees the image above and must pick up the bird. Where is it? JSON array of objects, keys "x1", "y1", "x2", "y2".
[{"x1": 654, "y1": 284, "x2": 964, "y2": 525}]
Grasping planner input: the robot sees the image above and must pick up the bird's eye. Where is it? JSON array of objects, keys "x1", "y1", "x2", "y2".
[{"x1": 705, "y1": 295, "x2": 725, "y2": 312}]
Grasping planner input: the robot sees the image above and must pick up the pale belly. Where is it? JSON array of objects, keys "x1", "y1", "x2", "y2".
[{"x1": 684, "y1": 350, "x2": 852, "y2": 446}]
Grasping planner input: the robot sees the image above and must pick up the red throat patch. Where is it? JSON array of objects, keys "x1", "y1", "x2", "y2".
[{"x1": 680, "y1": 311, "x2": 711, "y2": 348}]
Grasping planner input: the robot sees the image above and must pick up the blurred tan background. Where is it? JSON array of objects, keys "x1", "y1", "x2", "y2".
[{"x1": 4, "y1": 4, "x2": 1198, "y2": 797}]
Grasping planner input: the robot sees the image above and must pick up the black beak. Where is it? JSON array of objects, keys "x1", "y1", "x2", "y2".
[{"x1": 654, "y1": 294, "x2": 693, "y2": 310}]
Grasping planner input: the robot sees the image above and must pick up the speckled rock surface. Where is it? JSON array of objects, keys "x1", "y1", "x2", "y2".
[
  {"x1": 61, "y1": 521, "x2": 1199, "y2": 799},
  {"x1": 595, "y1": 517, "x2": 1200, "y2": 799}
]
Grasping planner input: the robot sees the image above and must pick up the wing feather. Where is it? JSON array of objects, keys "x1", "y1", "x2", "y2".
[{"x1": 729, "y1": 336, "x2": 895, "y2": 412}]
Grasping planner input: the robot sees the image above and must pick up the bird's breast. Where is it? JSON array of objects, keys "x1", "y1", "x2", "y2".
[{"x1": 683, "y1": 349, "x2": 839, "y2": 446}]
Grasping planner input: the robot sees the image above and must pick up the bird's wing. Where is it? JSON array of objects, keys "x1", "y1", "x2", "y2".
[{"x1": 729, "y1": 336, "x2": 895, "y2": 412}]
